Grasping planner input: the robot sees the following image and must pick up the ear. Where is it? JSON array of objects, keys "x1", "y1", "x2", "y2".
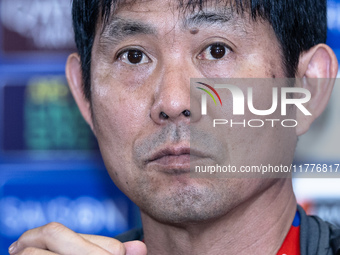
[
  {"x1": 65, "y1": 53, "x2": 95, "y2": 133},
  {"x1": 295, "y1": 44, "x2": 338, "y2": 136}
]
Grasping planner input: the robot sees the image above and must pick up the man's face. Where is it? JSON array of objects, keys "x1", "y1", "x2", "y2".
[{"x1": 89, "y1": 0, "x2": 297, "y2": 223}]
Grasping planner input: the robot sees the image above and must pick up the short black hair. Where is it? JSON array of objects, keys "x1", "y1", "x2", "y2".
[{"x1": 71, "y1": 0, "x2": 327, "y2": 101}]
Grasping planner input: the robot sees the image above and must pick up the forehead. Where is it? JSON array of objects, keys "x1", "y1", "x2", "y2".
[
  {"x1": 113, "y1": 0, "x2": 239, "y2": 13},
  {"x1": 105, "y1": 0, "x2": 246, "y2": 15},
  {"x1": 98, "y1": 0, "x2": 252, "y2": 32},
  {"x1": 95, "y1": 0, "x2": 264, "y2": 48}
]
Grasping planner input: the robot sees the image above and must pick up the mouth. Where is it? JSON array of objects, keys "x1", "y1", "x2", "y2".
[{"x1": 145, "y1": 145, "x2": 208, "y2": 174}]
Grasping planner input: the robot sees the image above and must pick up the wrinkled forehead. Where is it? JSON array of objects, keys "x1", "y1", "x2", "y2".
[
  {"x1": 98, "y1": 0, "x2": 250, "y2": 30},
  {"x1": 112, "y1": 0, "x2": 244, "y2": 13}
]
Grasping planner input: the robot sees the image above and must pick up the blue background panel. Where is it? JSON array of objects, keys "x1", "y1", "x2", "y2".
[
  {"x1": 327, "y1": 0, "x2": 340, "y2": 50},
  {"x1": 0, "y1": 164, "x2": 140, "y2": 255}
]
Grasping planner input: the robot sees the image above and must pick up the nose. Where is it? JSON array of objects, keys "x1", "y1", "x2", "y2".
[{"x1": 150, "y1": 64, "x2": 200, "y2": 125}]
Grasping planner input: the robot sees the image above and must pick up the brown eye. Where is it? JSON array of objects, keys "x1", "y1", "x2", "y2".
[
  {"x1": 210, "y1": 44, "x2": 226, "y2": 59},
  {"x1": 127, "y1": 50, "x2": 143, "y2": 64},
  {"x1": 119, "y1": 49, "x2": 150, "y2": 65},
  {"x1": 198, "y1": 43, "x2": 231, "y2": 60}
]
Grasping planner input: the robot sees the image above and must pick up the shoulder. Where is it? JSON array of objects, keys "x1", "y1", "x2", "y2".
[{"x1": 298, "y1": 205, "x2": 340, "y2": 255}]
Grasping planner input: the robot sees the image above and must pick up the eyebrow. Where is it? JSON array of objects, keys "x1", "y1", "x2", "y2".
[
  {"x1": 183, "y1": 9, "x2": 235, "y2": 28},
  {"x1": 99, "y1": 18, "x2": 157, "y2": 46}
]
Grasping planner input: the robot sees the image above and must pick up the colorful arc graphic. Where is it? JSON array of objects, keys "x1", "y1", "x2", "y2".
[{"x1": 196, "y1": 82, "x2": 223, "y2": 106}]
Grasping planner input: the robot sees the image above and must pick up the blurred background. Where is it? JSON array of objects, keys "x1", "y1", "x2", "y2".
[{"x1": 0, "y1": 0, "x2": 339, "y2": 253}]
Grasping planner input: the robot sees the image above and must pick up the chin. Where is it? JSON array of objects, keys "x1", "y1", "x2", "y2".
[{"x1": 136, "y1": 182, "x2": 235, "y2": 225}]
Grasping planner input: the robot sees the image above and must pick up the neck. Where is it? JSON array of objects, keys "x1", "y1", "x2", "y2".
[{"x1": 141, "y1": 178, "x2": 297, "y2": 255}]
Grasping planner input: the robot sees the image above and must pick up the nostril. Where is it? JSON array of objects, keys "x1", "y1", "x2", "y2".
[
  {"x1": 160, "y1": 111, "x2": 169, "y2": 119},
  {"x1": 182, "y1": 110, "x2": 191, "y2": 117}
]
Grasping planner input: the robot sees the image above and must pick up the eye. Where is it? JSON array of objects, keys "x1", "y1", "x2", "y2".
[
  {"x1": 198, "y1": 43, "x2": 231, "y2": 60},
  {"x1": 118, "y1": 49, "x2": 150, "y2": 65}
]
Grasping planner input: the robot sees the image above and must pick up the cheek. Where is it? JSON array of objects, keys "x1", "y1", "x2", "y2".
[
  {"x1": 90, "y1": 60, "x2": 154, "y2": 142},
  {"x1": 90, "y1": 80, "x2": 152, "y2": 190}
]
